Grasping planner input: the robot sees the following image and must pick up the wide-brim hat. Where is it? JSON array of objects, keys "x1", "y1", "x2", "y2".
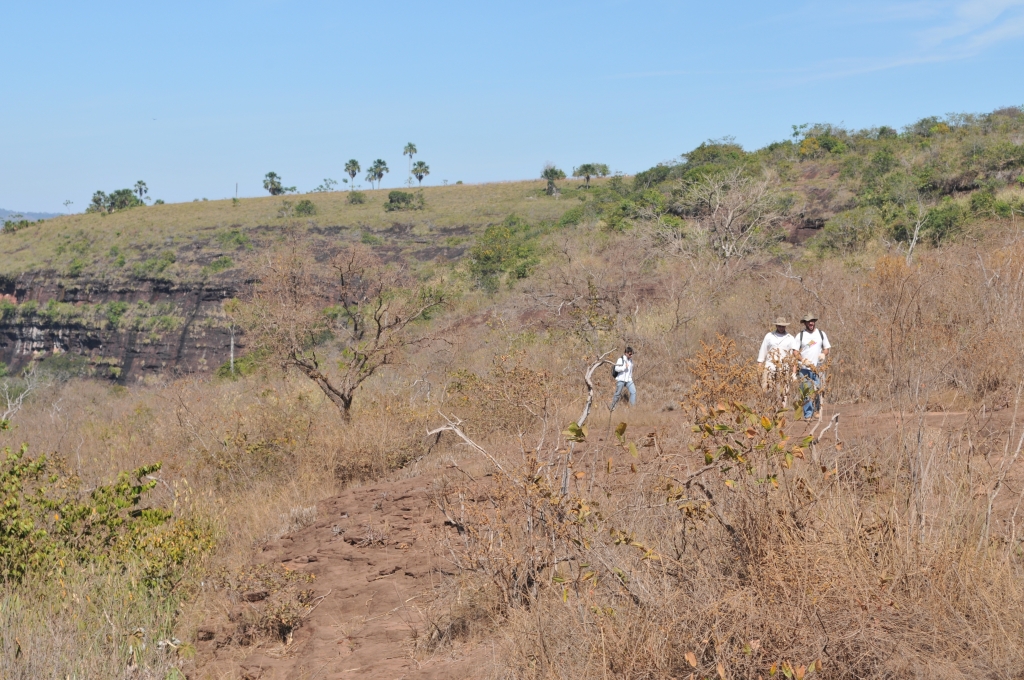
[
  {"x1": 800, "y1": 312, "x2": 818, "y2": 323},
  {"x1": 774, "y1": 317, "x2": 789, "y2": 326}
]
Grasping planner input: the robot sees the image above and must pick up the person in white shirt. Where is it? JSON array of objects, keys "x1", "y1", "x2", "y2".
[
  {"x1": 757, "y1": 317, "x2": 796, "y2": 396},
  {"x1": 608, "y1": 346, "x2": 635, "y2": 411},
  {"x1": 795, "y1": 313, "x2": 831, "y2": 419}
]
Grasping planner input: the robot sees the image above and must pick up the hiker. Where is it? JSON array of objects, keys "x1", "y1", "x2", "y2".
[
  {"x1": 609, "y1": 347, "x2": 635, "y2": 411},
  {"x1": 795, "y1": 313, "x2": 830, "y2": 419},
  {"x1": 757, "y1": 317, "x2": 796, "y2": 398}
]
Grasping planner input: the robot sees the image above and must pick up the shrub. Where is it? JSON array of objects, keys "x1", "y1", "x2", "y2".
[
  {"x1": 810, "y1": 207, "x2": 878, "y2": 255},
  {"x1": 360, "y1": 231, "x2": 384, "y2": 246},
  {"x1": 294, "y1": 199, "x2": 317, "y2": 216},
  {"x1": 469, "y1": 214, "x2": 538, "y2": 293},
  {"x1": 0, "y1": 444, "x2": 213, "y2": 586},
  {"x1": 216, "y1": 229, "x2": 251, "y2": 250},
  {"x1": 207, "y1": 256, "x2": 233, "y2": 273},
  {"x1": 131, "y1": 251, "x2": 176, "y2": 278},
  {"x1": 347, "y1": 191, "x2": 366, "y2": 205},
  {"x1": 105, "y1": 301, "x2": 129, "y2": 328},
  {"x1": 923, "y1": 198, "x2": 970, "y2": 245},
  {"x1": 384, "y1": 190, "x2": 424, "y2": 212}
]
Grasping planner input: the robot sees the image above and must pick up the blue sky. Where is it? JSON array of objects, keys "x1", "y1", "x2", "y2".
[{"x1": 3, "y1": 0, "x2": 1023, "y2": 213}]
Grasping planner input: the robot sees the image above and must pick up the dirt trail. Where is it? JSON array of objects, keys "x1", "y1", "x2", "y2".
[
  {"x1": 197, "y1": 474, "x2": 487, "y2": 680},
  {"x1": 197, "y1": 401, "x2": 1021, "y2": 679}
]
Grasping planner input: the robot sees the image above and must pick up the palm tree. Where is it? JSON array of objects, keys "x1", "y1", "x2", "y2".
[
  {"x1": 344, "y1": 160, "x2": 360, "y2": 190},
  {"x1": 541, "y1": 164, "x2": 567, "y2": 195},
  {"x1": 403, "y1": 143, "x2": 417, "y2": 178},
  {"x1": 412, "y1": 161, "x2": 430, "y2": 186},
  {"x1": 134, "y1": 180, "x2": 148, "y2": 200},
  {"x1": 366, "y1": 159, "x2": 389, "y2": 189},
  {"x1": 572, "y1": 163, "x2": 609, "y2": 188}
]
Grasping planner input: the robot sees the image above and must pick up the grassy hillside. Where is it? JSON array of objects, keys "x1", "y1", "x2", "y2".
[{"x1": 0, "y1": 180, "x2": 584, "y2": 284}]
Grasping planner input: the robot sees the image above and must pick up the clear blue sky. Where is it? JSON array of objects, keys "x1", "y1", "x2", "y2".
[{"x1": 3, "y1": 1, "x2": 1023, "y2": 212}]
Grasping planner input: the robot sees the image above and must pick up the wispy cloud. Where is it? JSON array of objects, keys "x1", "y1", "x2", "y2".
[{"x1": 918, "y1": 0, "x2": 1024, "y2": 51}]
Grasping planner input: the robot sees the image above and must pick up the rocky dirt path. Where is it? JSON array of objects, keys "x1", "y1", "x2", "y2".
[{"x1": 196, "y1": 474, "x2": 487, "y2": 680}]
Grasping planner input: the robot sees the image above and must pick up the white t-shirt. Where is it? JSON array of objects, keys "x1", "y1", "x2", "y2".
[
  {"x1": 614, "y1": 355, "x2": 633, "y2": 382},
  {"x1": 796, "y1": 329, "x2": 831, "y2": 367},
  {"x1": 757, "y1": 332, "x2": 796, "y2": 370}
]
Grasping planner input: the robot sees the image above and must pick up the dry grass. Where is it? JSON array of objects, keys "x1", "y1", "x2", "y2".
[
  {"x1": 427, "y1": 340, "x2": 1024, "y2": 678},
  {"x1": 3, "y1": 191, "x2": 1024, "y2": 676}
]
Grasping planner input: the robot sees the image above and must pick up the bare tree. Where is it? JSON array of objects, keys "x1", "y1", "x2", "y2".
[
  {"x1": 1, "y1": 363, "x2": 48, "y2": 425},
  {"x1": 239, "y1": 245, "x2": 448, "y2": 420},
  {"x1": 672, "y1": 168, "x2": 786, "y2": 259}
]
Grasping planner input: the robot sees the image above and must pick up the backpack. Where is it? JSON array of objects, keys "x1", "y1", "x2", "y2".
[
  {"x1": 612, "y1": 355, "x2": 625, "y2": 380},
  {"x1": 798, "y1": 330, "x2": 829, "y2": 358}
]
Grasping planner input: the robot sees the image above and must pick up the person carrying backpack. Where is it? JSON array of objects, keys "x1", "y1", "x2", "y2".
[
  {"x1": 794, "y1": 313, "x2": 830, "y2": 419},
  {"x1": 608, "y1": 346, "x2": 635, "y2": 412}
]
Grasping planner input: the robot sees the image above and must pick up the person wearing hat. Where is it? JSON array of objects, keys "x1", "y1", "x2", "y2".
[
  {"x1": 757, "y1": 317, "x2": 796, "y2": 397},
  {"x1": 795, "y1": 313, "x2": 830, "y2": 419}
]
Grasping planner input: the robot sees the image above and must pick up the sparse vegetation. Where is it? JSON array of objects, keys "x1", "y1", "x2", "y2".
[{"x1": 3, "y1": 107, "x2": 1024, "y2": 678}]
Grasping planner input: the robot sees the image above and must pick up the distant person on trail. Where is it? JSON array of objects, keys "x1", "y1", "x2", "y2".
[
  {"x1": 609, "y1": 347, "x2": 636, "y2": 412},
  {"x1": 795, "y1": 313, "x2": 830, "y2": 420},
  {"x1": 757, "y1": 317, "x2": 796, "y2": 400}
]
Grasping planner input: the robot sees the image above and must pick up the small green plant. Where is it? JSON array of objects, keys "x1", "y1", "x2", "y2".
[
  {"x1": 232, "y1": 197, "x2": 240, "y2": 207},
  {"x1": 132, "y1": 251, "x2": 176, "y2": 278},
  {"x1": 360, "y1": 231, "x2": 384, "y2": 246},
  {"x1": 0, "y1": 361, "x2": 7, "y2": 377},
  {"x1": 348, "y1": 191, "x2": 366, "y2": 205},
  {"x1": 216, "y1": 229, "x2": 251, "y2": 250},
  {"x1": 207, "y1": 256, "x2": 233, "y2": 273},
  {"x1": 294, "y1": 199, "x2": 317, "y2": 216},
  {"x1": 105, "y1": 301, "x2": 129, "y2": 328},
  {"x1": 384, "y1": 190, "x2": 425, "y2": 212},
  {"x1": 67, "y1": 258, "x2": 86, "y2": 277},
  {"x1": 153, "y1": 199, "x2": 165, "y2": 205}
]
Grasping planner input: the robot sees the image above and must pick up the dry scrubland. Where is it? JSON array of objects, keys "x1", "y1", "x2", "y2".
[{"x1": 4, "y1": 110, "x2": 1024, "y2": 678}]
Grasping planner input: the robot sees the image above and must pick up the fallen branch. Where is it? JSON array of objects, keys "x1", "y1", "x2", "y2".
[{"x1": 427, "y1": 413, "x2": 505, "y2": 474}]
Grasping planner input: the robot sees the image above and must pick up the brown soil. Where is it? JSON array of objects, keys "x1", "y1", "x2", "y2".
[
  {"x1": 196, "y1": 475, "x2": 489, "y2": 680},
  {"x1": 197, "y1": 400, "x2": 1024, "y2": 679}
]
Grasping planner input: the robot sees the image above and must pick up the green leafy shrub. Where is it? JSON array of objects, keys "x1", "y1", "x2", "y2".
[
  {"x1": 216, "y1": 348, "x2": 269, "y2": 379},
  {"x1": 132, "y1": 251, "x2": 176, "y2": 278},
  {"x1": 923, "y1": 199, "x2": 970, "y2": 245},
  {"x1": 216, "y1": 229, "x2": 251, "y2": 250},
  {"x1": 294, "y1": 199, "x2": 317, "y2": 216},
  {"x1": 207, "y1": 256, "x2": 233, "y2": 273},
  {"x1": 0, "y1": 445, "x2": 213, "y2": 586},
  {"x1": 360, "y1": 231, "x2": 384, "y2": 246},
  {"x1": 810, "y1": 207, "x2": 878, "y2": 255},
  {"x1": 469, "y1": 214, "x2": 539, "y2": 294},
  {"x1": 558, "y1": 205, "x2": 585, "y2": 227},
  {"x1": 348, "y1": 191, "x2": 366, "y2": 205},
  {"x1": 105, "y1": 301, "x2": 129, "y2": 328},
  {"x1": 384, "y1": 190, "x2": 425, "y2": 212},
  {"x1": 67, "y1": 258, "x2": 86, "y2": 277}
]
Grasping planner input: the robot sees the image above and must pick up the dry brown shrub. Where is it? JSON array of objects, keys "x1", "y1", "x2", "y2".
[{"x1": 427, "y1": 340, "x2": 1024, "y2": 679}]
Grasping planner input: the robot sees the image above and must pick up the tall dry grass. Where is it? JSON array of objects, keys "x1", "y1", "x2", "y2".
[
  {"x1": 0, "y1": 370, "x2": 439, "y2": 676},
  {"x1": 427, "y1": 338, "x2": 1024, "y2": 678}
]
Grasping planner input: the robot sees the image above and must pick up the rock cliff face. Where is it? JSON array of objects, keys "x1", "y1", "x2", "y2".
[{"x1": 0, "y1": 272, "x2": 244, "y2": 382}]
